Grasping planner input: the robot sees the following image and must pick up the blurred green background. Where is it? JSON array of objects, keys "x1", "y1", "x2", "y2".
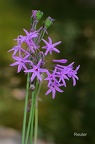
[{"x1": 0, "y1": 0, "x2": 95, "y2": 144}]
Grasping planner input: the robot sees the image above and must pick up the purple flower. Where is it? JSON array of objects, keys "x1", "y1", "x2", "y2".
[
  {"x1": 55, "y1": 63, "x2": 80, "y2": 86},
  {"x1": 32, "y1": 10, "x2": 38, "y2": 19},
  {"x1": 42, "y1": 37, "x2": 61, "y2": 55},
  {"x1": 53, "y1": 59, "x2": 68, "y2": 63},
  {"x1": 10, "y1": 54, "x2": 31, "y2": 73},
  {"x1": 23, "y1": 29, "x2": 38, "y2": 40},
  {"x1": 14, "y1": 29, "x2": 39, "y2": 52},
  {"x1": 14, "y1": 35, "x2": 25, "y2": 46},
  {"x1": 24, "y1": 59, "x2": 48, "y2": 82},
  {"x1": 9, "y1": 11, "x2": 80, "y2": 99},
  {"x1": 45, "y1": 81, "x2": 63, "y2": 99},
  {"x1": 45, "y1": 71, "x2": 59, "y2": 87},
  {"x1": 8, "y1": 45, "x2": 29, "y2": 56},
  {"x1": 67, "y1": 65, "x2": 80, "y2": 86}
]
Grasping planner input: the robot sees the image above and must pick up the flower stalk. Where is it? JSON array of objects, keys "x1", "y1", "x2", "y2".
[
  {"x1": 29, "y1": 90, "x2": 36, "y2": 144},
  {"x1": 34, "y1": 98, "x2": 38, "y2": 144},
  {"x1": 22, "y1": 72, "x2": 30, "y2": 144}
]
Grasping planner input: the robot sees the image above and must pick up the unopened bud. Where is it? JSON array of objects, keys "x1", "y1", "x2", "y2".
[
  {"x1": 32, "y1": 10, "x2": 38, "y2": 18},
  {"x1": 30, "y1": 10, "x2": 43, "y2": 24},
  {"x1": 44, "y1": 17, "x2": 55, "y2": 29},
  {"x1": 30, "y1": 10, "x2": 37, "y2": 24},
  {"x1": 36, "y1": 10, "x2": 43, "y2": 21}
]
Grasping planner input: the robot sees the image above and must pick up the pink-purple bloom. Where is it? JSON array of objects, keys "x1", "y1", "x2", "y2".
[
  {"x1": 53, "y1": 59, "x2": 68, "y2": 63},
  {"x1": 42, "y1": 37, "x2": 61, "y2": 56},
  {"x1": 8, "y1": 10, "x2": 80, "y2": 99},
  {"x1": 24, "y1": 59, "x2": 48, "y2": 81},
  {"x1": 45, "y1": 81, "x2": 63, "y2": 99},
  {"x1": 10, "y1": 55, "x2": 31, "y2": 73}
]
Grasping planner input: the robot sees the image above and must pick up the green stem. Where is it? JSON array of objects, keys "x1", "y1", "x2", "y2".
[
  {"x1": 30, "y1": 82, "x2": 39, "y2": 143},
  {"x1": 24, "y1": 79, "x2": 43, "y2": 144},
  {"x1": 36, "y1": 29, "x2": 45, "y2": 44},
  {"x1": 25, "y1": 90, "x2": 35, "y2": 144},
  {"x1": 29, "y1": 91, "x2": 36, "y2": 144},
  {"x1": 34, "y1": 77, "x2": 44, "y2": 144},
  {"x1": 34, "y1": 99, "x2": 38, "y2": 144},
  {"x1": 22, "y1": 73, "x2": 30, "y2": 144}
]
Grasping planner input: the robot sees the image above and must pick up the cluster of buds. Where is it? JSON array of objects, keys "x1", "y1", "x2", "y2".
[{"x1": 8, "y1": 10, "x2": 80, "y2": 99}]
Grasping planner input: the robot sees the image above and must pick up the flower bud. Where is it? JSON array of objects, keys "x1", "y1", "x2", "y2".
[
  {"x1": 30, "y1": 10, "x2": 37, "y2": 24},
  {"x1": 36, "y1": 10, "x2": 43, "y2": 21},
  {"x1": 32, "y1": 10, "x2": 38, "y2": 19},
  {"x1": 30, "y1": 10, "x2": 43, "y2": 24},
  {"x1": 44, "y1": 17, "x2": 55, "y2": 29}
]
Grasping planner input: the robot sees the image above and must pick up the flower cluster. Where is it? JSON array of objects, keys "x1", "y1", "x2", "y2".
[{"x1": 8, "y1": 10, "x2": 80, "y2": 99}]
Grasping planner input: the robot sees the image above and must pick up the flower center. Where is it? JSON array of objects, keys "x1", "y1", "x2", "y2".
[{"x1": 35, "y1": 68, "x2": 38, "y2": 71}]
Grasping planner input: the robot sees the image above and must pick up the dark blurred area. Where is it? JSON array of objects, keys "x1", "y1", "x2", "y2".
[{"x1": 0, "y1": 0, "x2": 95, "y2": 144}]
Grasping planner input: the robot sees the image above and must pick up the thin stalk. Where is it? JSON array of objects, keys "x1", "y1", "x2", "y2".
[
  {"x1": 22, "y1": 73, "x2": 30, "y2": 144},
  {"x1": 25, "y1": 90, "x2": 35, "y2": 144},
  {"x1": 34, "y1": 76, "x2": 44, "y2": 144},
  {"x1": 36, "y1": 29, "x2": 45, "y2": 44},
  {"x1": 30, "y1": 81, "x2": 39, "y2": 143},
  {"x1": 34, "y1": 99, "x2": 38, "y2": 144}
]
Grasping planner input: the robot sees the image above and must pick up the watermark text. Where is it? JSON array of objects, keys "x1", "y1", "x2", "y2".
[{"x1": 74, "y1": 132, "x2": 87, "y2": 136}]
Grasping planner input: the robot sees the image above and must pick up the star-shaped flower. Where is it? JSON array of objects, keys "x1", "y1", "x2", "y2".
[
  {"x1": 14, "y1": 29, "x2": 39, "y2": 52},
  {"x1": 8, "y1": 45, "x2": 29, "y2": 56},
  {"x1": 10, "y1": 54, "x2": 31, "y2": 73},
  {"x1": 42, "y1": 37, "x2": 61, "y2": 55},
  {"x1": 45, "y1": 81, "x2": 63, "y2": 99},
  {"x1": 24, "y1": 59, "x2": 48, "y2": 82},
  {"x1": 67, "y1": 65, "x2": 80, "y2": 86}
]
